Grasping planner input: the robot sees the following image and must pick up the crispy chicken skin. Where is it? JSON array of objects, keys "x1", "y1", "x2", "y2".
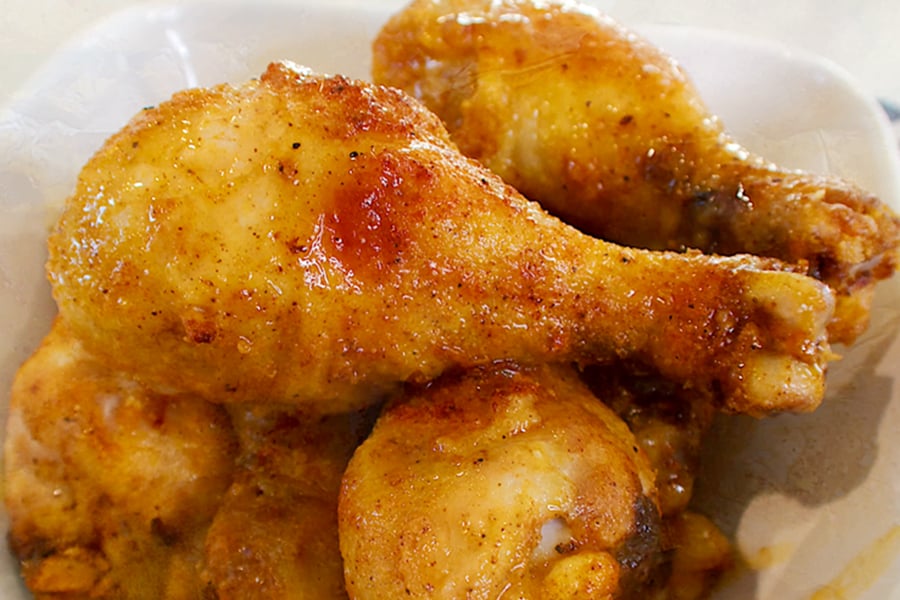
[
  {"x1": 338, "y1": 364, "x2": 665, "y2": 599},
  {"x1": 3, "y1": 319, "x2": 237, "y2": 599},
  {"x1": 47, "y1": 61, "x2": 834, "y2": 416},
  {"x1": 372, "y1": 0, "x2": 900, "y2": 344},
  {"x1": 201, "y1": 405, "x2": 375, "y2": 599}
]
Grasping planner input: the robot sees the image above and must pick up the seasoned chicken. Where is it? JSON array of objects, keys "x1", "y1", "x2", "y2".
[
  {"x1": 372, "y1": 0, "x2": 900, "y2": 344},
  {"x1": 202, "y1": 405, "x2": 375, "y2": 599},
  {"x1": 583, "y1": 366, "x2": 716, "y2": 517},
  {"x1": 3, "y1": 319, "x2": 237, "y2": 599},
  {"x1": 47, "y1": 61, "x2": 835, "y2": 417},
  {"x1": 581, "y1": 366, "x2": 733, "y2": 599},
  {"x1": 338, "y1": 363, "x2": 666, "y2": 599}
]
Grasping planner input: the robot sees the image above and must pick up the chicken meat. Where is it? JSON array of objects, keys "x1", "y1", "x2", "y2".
[
  {"x1": 582, "y1": 365, "x2": 717, "y2": 517},
  {"x1": 4, "y1": 319, "x2": 237, "y2": 599},
  {"x1": 201, "y1": 404, "x2": 376, "y2": 599},
  {"x1": 47, "y1": 61, "x2": 834, "y2": 417},
  {"x1": 580, "y1": 365, "x2": 733, "y2": 599},
  {"x1": 338, "y1": 363, "x2": 666, "y2": 599},
  {"x1": 372, "y1": 0, "x2": 900, "y2": 344}
]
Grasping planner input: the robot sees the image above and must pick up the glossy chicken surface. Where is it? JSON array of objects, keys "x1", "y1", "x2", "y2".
[
  {"x1": 47, "y1": 61, "x2": 835, "y2": 416},
  {"x1": 3, "y1": 319, "x2": 237, "y2": 599},
  {"x1": 372, "y1": 0, "x2": 900, "y2": 344},
  {"x1": 338, "y1": 364, "x2": 665, "y2": 599},
  {"x1": 202, "y1": 405, "x2": 375, "y2": 599}
]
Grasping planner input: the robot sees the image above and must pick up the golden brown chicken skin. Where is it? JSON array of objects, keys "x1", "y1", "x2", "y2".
[
  {"x1": 47, "y1": 61, "x2": 834, "y2": 417},
  {"x1": 201, "y1": 405, "x2": 376, "y2": 599},
  {"x1": 338, "y1": 363, "x2": 666, "y2": 599},
  {"x1": 3, "y1": 319, "x2": 237, "y2": 599},
  {"x1": 372, "y1": 0, "x2": 900, "y2": 343}
]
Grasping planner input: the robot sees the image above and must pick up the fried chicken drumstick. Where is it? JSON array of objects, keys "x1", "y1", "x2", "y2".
[
  {"x1": 47, "y1": 61, "x2": 834, "y2": 417},
  {"x1": 339, "y1": 363, "x2": 665, "y2": 599},
  {"x1": 372, "y1": 0, "x2": 900, "y2": 344},
  {"x1": 4, "y1": 320, "x2": 237, "y2": 599}
]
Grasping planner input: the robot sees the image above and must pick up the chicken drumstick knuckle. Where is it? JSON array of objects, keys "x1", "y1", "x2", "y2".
[{"x1": 47, "y1": 61, "x2": 834, "y2": 416}]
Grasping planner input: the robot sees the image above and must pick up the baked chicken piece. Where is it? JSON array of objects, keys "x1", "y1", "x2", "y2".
[
  {"x1": 372, "y1": 0, "x2": 900, "y2": 344},
  {"x1": 202, "y1": 405, "x2": 375, "y2": 599},
  {"x1": 4, "y1": 319, "x2": 237, "y2": 599},
  {"x1": 338, "y1": 363, "x2": 666, "y2": 599},
  {"x1": 47, "y1": 61, "x2": 834, "y2": 417}
]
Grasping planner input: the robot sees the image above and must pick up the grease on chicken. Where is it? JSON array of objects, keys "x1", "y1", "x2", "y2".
[
  {"x1": 47, "y1": 61, "x2": 834, "y2": 416},
  {"x1": 338, "y1": 364, "x2": 667, "y2": 599},
  {"x1": 3, "y1": 320, "x2": 237, "y2": 599},
  {"x1": 372, "y1": 0, "x2": 900, "y2": 343}
]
